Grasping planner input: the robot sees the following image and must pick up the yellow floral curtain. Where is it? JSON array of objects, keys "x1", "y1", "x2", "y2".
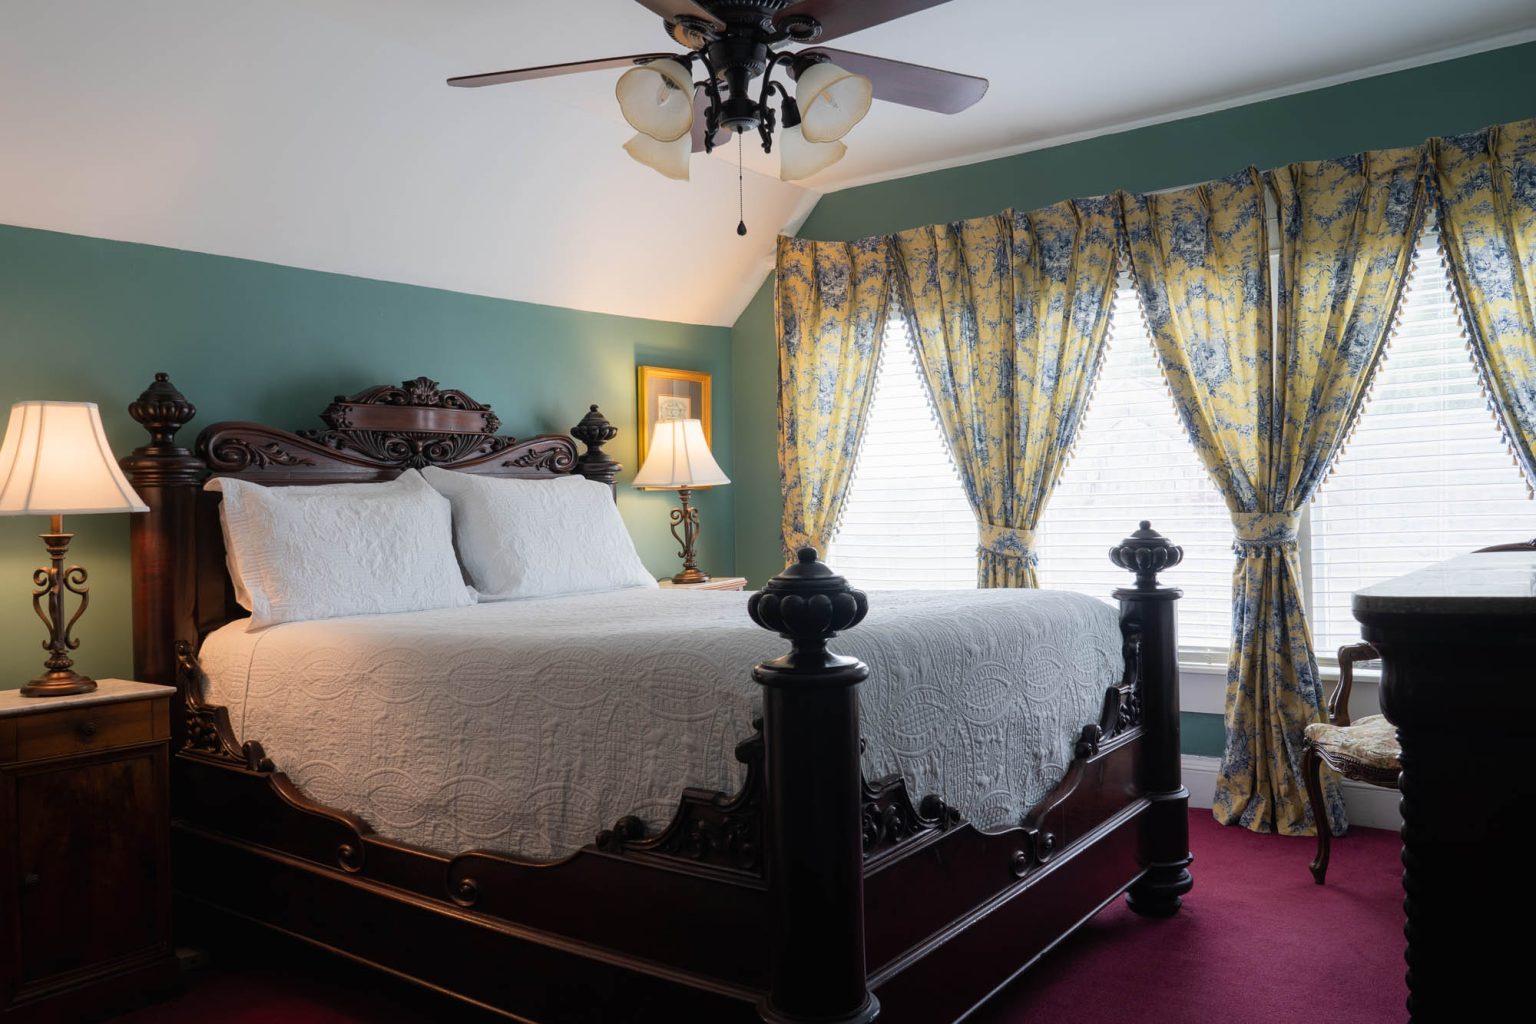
[
  {"x1": 775, "y1": 236, "x2": 893, "y2": 559},
  {"x1": 1120, "y1": 152, "x2": 1427, "y2": 835},
  {"x1": 1431, "y1": 118, "x2": 1536, "y2": 488},
  {"x1": 889, "y1": 199, "x2": 1119, "y2": 587}
]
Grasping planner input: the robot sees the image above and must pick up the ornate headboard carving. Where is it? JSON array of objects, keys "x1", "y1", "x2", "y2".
[{"x1": 122, "y1": 373, "x2": 622, "y2": 745}]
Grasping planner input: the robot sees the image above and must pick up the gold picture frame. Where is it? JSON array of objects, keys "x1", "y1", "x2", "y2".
[{"x1": 637, "y1": 366, "x2": 712, "y2": 466}]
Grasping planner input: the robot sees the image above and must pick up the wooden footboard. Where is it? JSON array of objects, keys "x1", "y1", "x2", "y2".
[{"x1": 122, "y1": 375, "x2": 1192, "y2": 1024}]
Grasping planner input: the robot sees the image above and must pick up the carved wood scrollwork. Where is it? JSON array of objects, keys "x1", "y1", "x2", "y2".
[
  {"x1": 207, "y1": 436, "x2": 316, "y2": 471},
  {"x1": 861, "y1": 775, "x2": 960, "y2": 861},
  {"x1": 595, "y1": 719, "x2": 767, "y2": 876},
  {"x1": 298, "y1": 428, "x2": 518, "y2": 469},
  {"x1": 175, "y1": 641, "x2": 274, "y2": 773},
  {"x1": 595, "y1": 717, "x2": 967, "y2": 875}
]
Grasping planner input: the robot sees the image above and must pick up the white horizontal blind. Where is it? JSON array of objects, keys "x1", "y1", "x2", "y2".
[
  {"x1": 1309, "y1": 225, "x2": 1535, "y2": 654},
  {"x1": 828, "y1": 321, "x2": 979, "y2": 588},
  {"x1": 1034, "y1": 279, "x2": 1235, "y2": 653}
]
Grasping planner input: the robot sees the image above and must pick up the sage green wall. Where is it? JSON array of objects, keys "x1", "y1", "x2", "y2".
[
  {"x1": 0, "y1": 224, "x2": 734, "y2": 689},
  {"x1": 731, "y1": 41, "x2": 1536, "y2": 589}
]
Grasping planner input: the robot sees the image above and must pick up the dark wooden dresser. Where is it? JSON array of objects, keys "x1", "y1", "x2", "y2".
[
  {"x1": 1353, "y1": 551, "x2": 1536, "y2": 1022},
  {"x1": 0, "y1": 679, "x2": 177, "y2": 1021}
]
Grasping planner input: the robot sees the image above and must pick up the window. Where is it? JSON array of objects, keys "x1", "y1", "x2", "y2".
[
  {"x1": 1308, "y1": 227, "x2": 1535, "y2": 654},
  {"x1": 829, "y1": 322, "x2": 977, "y2": 588},
  {"x1": 1034, "y1": 279, "x2": 1234, "y2": 654},
  {"x1": 829, "y1": 223, "x2": 1533, "y2": 662}
]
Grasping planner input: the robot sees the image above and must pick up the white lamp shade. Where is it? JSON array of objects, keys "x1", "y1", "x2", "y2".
[
  {"x1": 779, "y1": 124, "x2": 847, "y2": 181},
  {"x1": 616, "y1": 58, "x2": 695, "y2": 142},
  {"x1": 623, "y1": 132, "x2": 691, "y2": 180},
  {"x1": 633, "y1": 419, "x2": 730, "y2": 489},
  {"x1": 795, "y1": 61, "x2": 873, "y2": 143},
  {"x1": 0, "y1": 401, "x2": 147, "y2": 516}
]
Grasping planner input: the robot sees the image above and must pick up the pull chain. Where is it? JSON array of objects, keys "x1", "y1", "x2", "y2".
[{"x1": 736, "y1": 133, "x2": 747, "y2": 236}]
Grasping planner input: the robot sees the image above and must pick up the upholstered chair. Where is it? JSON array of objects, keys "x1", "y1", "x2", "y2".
[{"x1": 1302, "y1": 642, "x2": 1399, "y2": 884}]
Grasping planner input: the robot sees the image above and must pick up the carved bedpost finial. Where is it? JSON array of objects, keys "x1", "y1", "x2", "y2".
[
  {"x1": 748, "y1": 548, "x2": 879, "y2": 1024},
  {"x1": 748, "y1": 548, "x2": 869, "y2": 657},
  {"x1": 1109, "y1": 521, "x2": 1183, "y2": 591},
  {"x1": 571, "y1": 404, "x2": 621, "y2": 487},
  {"x1": 128, "y1": 372, "x2": 197, "y2": 450}
]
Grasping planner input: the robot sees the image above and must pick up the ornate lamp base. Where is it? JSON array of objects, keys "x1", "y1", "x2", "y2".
[
  {"x1": 667, "y1": 486, "x2": 712, "y2": 584},
  {"x1": 19, "y1": 516, "x2": 98, "y2": 699},
  {"x1": 21, "y1": 670, "x2": 97, "y2": 698}
]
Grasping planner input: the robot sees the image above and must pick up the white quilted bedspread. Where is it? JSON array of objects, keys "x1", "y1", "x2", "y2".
[{"x1": 199, "y1": 587, "x2": 1124, "y2": 859}]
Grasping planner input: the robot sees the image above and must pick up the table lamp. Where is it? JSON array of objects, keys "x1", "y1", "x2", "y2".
[
  {"x1": 0, "y1": 401, "x2": 148, "y2": 696},
  {"x1": 633, "y1": 418, "x2": 730, "y2": 584}
]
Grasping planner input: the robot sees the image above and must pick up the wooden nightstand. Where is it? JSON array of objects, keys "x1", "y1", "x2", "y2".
[
  {"x1": 658, "y1": 577, "x2": 748, "y2": 591},
  {"x1": 0, "y1": 679, "x2": 177, "y2": 1021}
]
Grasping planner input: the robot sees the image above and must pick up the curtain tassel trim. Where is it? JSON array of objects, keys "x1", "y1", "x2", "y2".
[
  {"x1": 978, "y1": 523, "x2": 1039, "y2": 565},
  {"x1": 1230, "y1": 511, "x2": 1302, "y2": 554}
]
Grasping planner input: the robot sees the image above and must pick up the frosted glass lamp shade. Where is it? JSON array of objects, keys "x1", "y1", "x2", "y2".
[
  {"x1": 616, "y1": 58, "x2": 695, "y2": 142},
  {"x1": 623, "y1": 132, "x2": 691, "y2": 180},
  {"x1": 0, "y1": 401, "x2": 147, "y2": 516},
  {"x1": 779, "y1": 124, "x2": 847, "y2": 181},
  {"x1": 633, "y1": 419, "x2": 730, "y2": 489},
  {"x1": 795, "y1": 61, "x2": 872, "y2": 143}
]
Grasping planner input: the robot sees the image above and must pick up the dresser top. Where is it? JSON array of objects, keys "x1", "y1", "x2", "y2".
[
  {"x1": 1352, "y1": 551, "x2": 1536, "y2": 617},
  {"x1": 0, "y1": 679, "x2": 175, "y2": 719}
]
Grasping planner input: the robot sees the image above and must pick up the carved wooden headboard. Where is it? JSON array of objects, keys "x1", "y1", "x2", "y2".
[{"x1": 121, "y1": 373, "x2": 622, "y2": 740}]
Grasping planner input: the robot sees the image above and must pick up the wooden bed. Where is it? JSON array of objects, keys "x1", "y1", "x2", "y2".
[{"x1": 121, "y1": 372, "x2": 1193, "y2": 1024}]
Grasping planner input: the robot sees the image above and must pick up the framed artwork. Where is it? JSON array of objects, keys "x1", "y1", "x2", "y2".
[{"x1": 637, "y1": 366, "x2": 712, "y2": 465}]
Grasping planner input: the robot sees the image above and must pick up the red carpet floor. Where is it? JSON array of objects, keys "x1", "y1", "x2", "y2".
[{"x1": 113, "y1": 811, "x2": 1404, "y2": 1023}]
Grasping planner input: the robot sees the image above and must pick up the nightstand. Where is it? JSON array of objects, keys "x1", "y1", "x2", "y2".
[
  {"x1": 0, "y1": 679, "x2": 177, "y2": 1021},
  {"x1": 658, "y1": 577, "x2": 748, "y2": 591}
]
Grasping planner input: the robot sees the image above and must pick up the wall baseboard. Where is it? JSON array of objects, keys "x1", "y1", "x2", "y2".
[{"x1": 1181, "y1": 754, "x2": 1401, "y2": 832}]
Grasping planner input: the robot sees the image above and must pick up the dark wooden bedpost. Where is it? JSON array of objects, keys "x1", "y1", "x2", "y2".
[
  {"x1": 121, "y1": 374, "x2": 203, "y2": 745},
  {"x1": 1110, "y1": 521, "x2": 1193, "y2": 917},
  {"x1": 748, "y1": 549, "x2": 878, "y2": 1024},
  {"x1": 570, "y1": 404, "x2": 621, "y2": 490}
]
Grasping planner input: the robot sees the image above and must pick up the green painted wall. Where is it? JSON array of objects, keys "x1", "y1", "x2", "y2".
[
  {"x1": 731, "y1": 41, "x2": 1536, "y2": 588},
  {"x1": 1182, "y1": 713, "x2": 1227, "y2": 760},
  {"x1": 0, "y1": 224, "x2": 733, "y2": 689}
]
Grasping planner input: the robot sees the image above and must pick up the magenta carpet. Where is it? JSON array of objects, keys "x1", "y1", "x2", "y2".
[{"x1": 115, "y1": 810, "x2": 1405, "y2": 1023}]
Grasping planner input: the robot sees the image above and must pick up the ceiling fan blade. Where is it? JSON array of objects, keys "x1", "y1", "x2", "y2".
[
  {"x1": 632, "y1": 0, "x2": 725, "y2": 28},
  {"x1": 692, "y1": 90, "x2": 732, "y2": 152},
  {"x1": 776, "y1": 0, "x2": 956, "y2": 44},
  {"x1": 800, "y1": 47, "x2": 987, "y2": 114},
  {"x1": 447, "y1": 54, "x2": 673, "y2": 88}
]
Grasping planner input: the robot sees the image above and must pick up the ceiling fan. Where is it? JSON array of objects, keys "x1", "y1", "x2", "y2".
[{"x1": 448, "y1": 0, "x2": 988, "y2": 233}]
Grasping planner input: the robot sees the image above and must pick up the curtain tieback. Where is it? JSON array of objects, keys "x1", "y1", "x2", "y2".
[
  {"x1": 979, "y1": 523, "x2": 1038, "y2": 565},
  {"x1": 1231, "y1": 511, "x2": 1302, "y2": 553}
]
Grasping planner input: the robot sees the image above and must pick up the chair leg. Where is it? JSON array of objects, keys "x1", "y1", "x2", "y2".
[{"x1": 1304, "y1": 742, "x2": 1331, "y2": 885}]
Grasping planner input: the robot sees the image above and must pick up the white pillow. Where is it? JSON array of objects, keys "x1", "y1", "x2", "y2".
[
  {"x1": 421, "y1": 468, "x2": 657, "y2": 600},
  {"x1": 207, "y1": 470, "x2": 475, "y2": 629}
]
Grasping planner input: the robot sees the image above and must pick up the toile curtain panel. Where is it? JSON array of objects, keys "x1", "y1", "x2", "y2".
[
  {"x1": 1120, "y1": 150, "x2": 1428, "y2": 836},
  {"x1": 775, "y1": 235, "x2": 893, "y2": 560},
  {"x1": 1431, "y1": 118, "x2": 1536, "y2": 489},
  {"x1": 889, "y1": 198, "x2": 1119, "y2": 588}
]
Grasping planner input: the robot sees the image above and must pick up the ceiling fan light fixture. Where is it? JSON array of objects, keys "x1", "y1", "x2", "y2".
[
  {"x1": 795, "y1": 61, "x2": 873, "y2": 143},
  {"x1": 615, "y1": 58, "x2": 695, "y2": 142},
  {"x1": 623, "y1": 131, "x2": 691, "y2": 180},
  {"x1": 779, "y1": 125, "x2": 846, "y2": 181}
]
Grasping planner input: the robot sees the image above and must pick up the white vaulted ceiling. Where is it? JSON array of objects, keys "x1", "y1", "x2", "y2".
[{"x1": 3, "y1": 0, "x2": 1534, "y2": 327}]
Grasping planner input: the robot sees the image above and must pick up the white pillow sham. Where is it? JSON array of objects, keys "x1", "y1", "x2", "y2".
[
  {"x1": 421, "y1": 467, "x2": 657, "y2": 600},
  {"x1": 208, "y1": 469, "x2": 475, "y2": 629}
]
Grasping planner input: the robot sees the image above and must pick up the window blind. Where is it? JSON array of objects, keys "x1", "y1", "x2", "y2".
[
  {"x1": 828, "y1": 321, "x2": 979, "y2": 588},
  {"x1": 1034, "y1": 279, "x2": 1235, "y2": 653},
  {"x1": 1309, "y1": 225, "x2": 1535, "y2": 654}
]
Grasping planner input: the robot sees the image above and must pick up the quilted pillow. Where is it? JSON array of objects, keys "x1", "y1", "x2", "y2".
[
  {"x1": 421, "y1": 468, "x2": 657, "y2": 600},
  {"x1": 208, "y1": 469, "x2": 474, "y2": 630}
]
